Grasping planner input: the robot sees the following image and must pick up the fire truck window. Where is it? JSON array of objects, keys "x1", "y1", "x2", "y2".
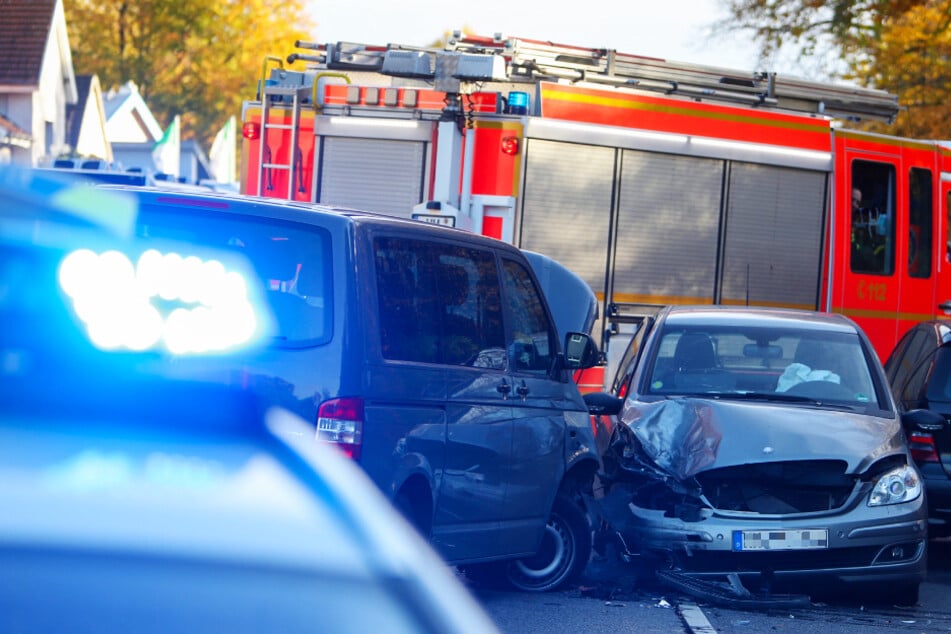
[
  {"x1": 908, "y1": 167, "x2": 933, "y2": 279},
  {"x1": 946, "y1": 191, "x2": 951, "y2": 264},
  {"x1": 850, "y1": 160, "x2": 896, "y2": 275}
]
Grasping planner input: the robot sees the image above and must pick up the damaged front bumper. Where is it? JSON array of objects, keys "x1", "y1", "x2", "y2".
[
  {"x1": 595, "y1": 479, "x2": 928, "y2": 593},
  {"x1": 591, "y1": 396, "x2": 929, "y2": 596}
]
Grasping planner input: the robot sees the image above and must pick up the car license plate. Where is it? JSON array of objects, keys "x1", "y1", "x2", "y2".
[
  {"x1": 412, "y1": 213, "x2": 455, "y2": 227},
  {"x1": 732, "y1": 529, "x2": 828, "y2": 551}
]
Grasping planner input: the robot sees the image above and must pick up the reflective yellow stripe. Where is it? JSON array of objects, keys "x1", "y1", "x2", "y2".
[
  {"x1": 609, "y1": 293, "x2": 713, "y2": 305},
  {"x1": 540, "y1": 87, "x2": 829, "y2": 134},
  {"x1": 832, "y1": 306, "x2": 937, "y2": 322}
]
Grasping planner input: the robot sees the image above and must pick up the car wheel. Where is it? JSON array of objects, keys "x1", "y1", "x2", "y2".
[
  {"x1": 394, "y1": 488, "x2": 431, "y2": 540},
  {"x1": 504, "y1": 494, "x2": 592, "y2": 592}
]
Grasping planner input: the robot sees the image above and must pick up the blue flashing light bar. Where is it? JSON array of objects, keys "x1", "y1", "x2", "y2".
[{"x1": 58, "y1": 248, "x2": 261, "y2": 354}]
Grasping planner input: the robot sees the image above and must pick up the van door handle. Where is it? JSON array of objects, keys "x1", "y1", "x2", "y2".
[
  {"x1": 497, "y1": 379, "x2": 511, "y2": 400},
  {"x1": 939, "y1": 300, "x2": 951, "y2": 312},
  {"x1": 516, "y1": 380, "x2": 529, "y2": 400}
]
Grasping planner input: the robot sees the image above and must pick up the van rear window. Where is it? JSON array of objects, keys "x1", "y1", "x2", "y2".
[{"x1": 136, "y1": 204, "x2": 332, "y2": 346}]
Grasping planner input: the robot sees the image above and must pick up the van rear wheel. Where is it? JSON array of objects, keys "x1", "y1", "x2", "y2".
[{"x1": 504, "y1": 494, "x2": 591, "y2": 592}]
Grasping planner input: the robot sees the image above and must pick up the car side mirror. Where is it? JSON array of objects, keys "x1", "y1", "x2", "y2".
[
  {"x1": 901, "y1": 408, "x2": 947, "y2": 432},
  {"x1": 563, "y1": 332, "x2": 600, "y2": 370}
]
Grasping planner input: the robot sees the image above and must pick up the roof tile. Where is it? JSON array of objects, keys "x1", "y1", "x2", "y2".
[{"x1": 0, "y1": 0, "x2": 58, "y2": 86}]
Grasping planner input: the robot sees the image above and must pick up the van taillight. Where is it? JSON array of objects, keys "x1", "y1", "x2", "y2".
[
  {"x1": 908, "y1": 431, "x2": 939, "y2": 463},
  {"x1": 317, "y1": 398, "x2": 364, "y2": 459}
]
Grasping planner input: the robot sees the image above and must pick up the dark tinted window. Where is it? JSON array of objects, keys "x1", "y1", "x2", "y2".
[
  {"x1": 908, "y1": 167, "x2": 933, "y2": 279},
  {"x1": 902, "y1": 355, "x2": 931, "y2": 404},
  {"x1": 136, "y1": 204, "x2": 332, "y2": 346},
  {"x1": 610, "y1": 317, "x2": 651, "y2": 397},
  {"x1": 884, "y1": 328, "x2": 914, "y2": 382},
  {"x1": 374, "y1": 238, "x2": 506, "y2": 368},
  {"x1": 888, "y1": 328, "x2": 933, "y2": 390},
  {"x1": 925, "y1": 346, "x2": 951, "y2": 402},
  {"x1": 501, "y1": 258, "x2": 555, "y2": 375}
]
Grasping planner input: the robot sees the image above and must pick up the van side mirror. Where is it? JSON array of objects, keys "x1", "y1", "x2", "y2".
[{"x1": 563, "y1": 332, "x2": 600, "y2": 370}]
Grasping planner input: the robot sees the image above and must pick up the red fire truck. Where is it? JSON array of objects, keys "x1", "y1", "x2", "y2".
[{"x1": 240, "y1": 33, "x2": 951, "y2": 388}]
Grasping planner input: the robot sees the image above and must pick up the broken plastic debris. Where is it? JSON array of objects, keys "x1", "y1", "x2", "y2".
[{"x1": 656, "y1": 599, "x2": 672, "y2": 608}]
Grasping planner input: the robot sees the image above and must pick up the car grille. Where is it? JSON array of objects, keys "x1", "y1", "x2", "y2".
[
  {"x1": 695, "y1": 460, "x2": 854, "y2": 513},
  {"x1": 675, "y1": 545, "x2": 883, "y2": 573}
]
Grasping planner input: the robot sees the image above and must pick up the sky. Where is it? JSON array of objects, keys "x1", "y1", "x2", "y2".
[{"x1": 304, "y1": 0, "x2": 774, "y2": 74}]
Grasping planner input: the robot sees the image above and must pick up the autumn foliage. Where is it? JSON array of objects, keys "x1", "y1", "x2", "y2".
[
  {"x1": 719, "y1": 0, "x2": 950, "y2": 138},
  {"x1": 64, "y1": 0, "x2": 317, "y2": 147}
]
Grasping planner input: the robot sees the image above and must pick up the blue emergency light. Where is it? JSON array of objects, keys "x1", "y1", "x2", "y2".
[
  {"x1": 58, "y1": 248, "x2": 261, "y2": 354},
  {"x1": 506, "y1": 91, "x2": 530, "y2": 115}
]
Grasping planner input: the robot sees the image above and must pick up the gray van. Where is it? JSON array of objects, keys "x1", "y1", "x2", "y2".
[{"x1": 102, "y1": 186, "x2": 602, "y2": 592}]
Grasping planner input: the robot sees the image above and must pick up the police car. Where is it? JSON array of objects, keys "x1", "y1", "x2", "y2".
[{"x1": 0, "y1": 166, "x2": 498, "y2": 633}]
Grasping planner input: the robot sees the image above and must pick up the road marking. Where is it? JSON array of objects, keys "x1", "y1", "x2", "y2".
[{"x1": 678, "y1": 601, "x2": 717, "y2": 634}]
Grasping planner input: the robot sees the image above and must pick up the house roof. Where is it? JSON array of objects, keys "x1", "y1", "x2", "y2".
[
  {"x1": 0, "y1": 0, "x2": 59, "y2": 86},
  {"x1": 0, "y1": 111, "x2": 31, "y2": 147},
  {"x1": 65, "y1": 74, "x2": 93, "y2": 148},
  {"x1": 104, "y1": 81, "x2": 164, "y2": 141}
]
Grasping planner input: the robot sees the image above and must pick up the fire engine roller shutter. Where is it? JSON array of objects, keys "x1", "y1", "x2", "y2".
[
  {"x1": 317, "y1": 137, "x2": 425, "y2": 217},
  {"x1": 720, "y1": 163, "x2": 826, "y2": 309},
  {"x1": 518, "y1": 139, "x2": 615, "y2": 296},
  {"x1": 615, "y1": 150, "x2": 723, "y2": 304}
]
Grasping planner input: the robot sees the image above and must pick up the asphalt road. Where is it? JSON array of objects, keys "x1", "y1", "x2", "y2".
[{"x1": 471, "y1": 538, "x2": 951, "y2": 633}]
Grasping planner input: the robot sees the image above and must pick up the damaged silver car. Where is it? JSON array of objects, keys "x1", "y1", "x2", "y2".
[{"x1": 586, "y1": 306, "x2": 928, "y2": 606}]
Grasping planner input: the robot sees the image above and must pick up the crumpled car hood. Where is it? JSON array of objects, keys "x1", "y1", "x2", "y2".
[{"x1": 619, "y1": 397, "x2": 903, "y2": 480}]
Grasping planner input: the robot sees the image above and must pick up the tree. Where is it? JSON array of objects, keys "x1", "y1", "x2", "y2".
[
  {"x1": 715, "y1": 0, "x2": 950, "y2": 137},
  {"x1": 65, "y1": 0, "x2": 316, "y2": 148}
]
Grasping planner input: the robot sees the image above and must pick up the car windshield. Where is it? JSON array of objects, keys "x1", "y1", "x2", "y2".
[
  {"x1": 136, "y1": 202, "x2": 332, "y2": 346},
  {"x1": 645, "y1": 325, "x2": 882, "y2": 408}
]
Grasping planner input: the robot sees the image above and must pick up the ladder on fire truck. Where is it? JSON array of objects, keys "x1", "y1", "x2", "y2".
[
  {"x1": 447, "y1": 34, "x2": 899, "y2": 123},
  {"x1": 277, "y1": 32, "x2": 899, "y2": 123},
  {"x1": 256, "y1": 61, "x2": 310, "y2": 198}
]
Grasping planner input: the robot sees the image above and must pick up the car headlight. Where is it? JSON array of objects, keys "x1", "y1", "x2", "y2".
[{"x1": 868, "y1": 465, "x2": 922, "y2": 507}]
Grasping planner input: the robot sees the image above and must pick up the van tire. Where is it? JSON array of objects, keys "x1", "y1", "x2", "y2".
[
  {"x1": 504, "y1": 494, "x2": 591, "y2": 592},
  {"x1": 394, "y1": 486, "x2": 431, "y2": 540}
]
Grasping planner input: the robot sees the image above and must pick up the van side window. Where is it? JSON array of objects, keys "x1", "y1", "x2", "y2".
[
  {"x1": 374, "y1": 238, "x2": 506, "y2": 368},
  {"x1": 501, "y1": 258, "x2": 555, "y2": 375},
  {"x1": 436, "y1": 249, "x2": 506, "y2": 368}
]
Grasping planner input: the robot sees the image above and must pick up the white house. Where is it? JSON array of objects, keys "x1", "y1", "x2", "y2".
[
  {"x1": 1, "y1": 0, "x2": 221, "y2": 184},
  {"x1": 65, "y1": 74, "x2": 113, "y2": 163},
  {"x1": 0, "y1": 0, "x2": 77, "y2": 166}
]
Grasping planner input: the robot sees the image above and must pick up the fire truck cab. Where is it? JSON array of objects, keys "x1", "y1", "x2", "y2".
[{"x1": 241, "y1": 33, "x2": 951, "y2": 389}]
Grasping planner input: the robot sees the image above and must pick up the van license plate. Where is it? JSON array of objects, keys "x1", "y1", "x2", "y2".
[{"x1": 733, "y1": 529, "x2": 828, "y2": 551}]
